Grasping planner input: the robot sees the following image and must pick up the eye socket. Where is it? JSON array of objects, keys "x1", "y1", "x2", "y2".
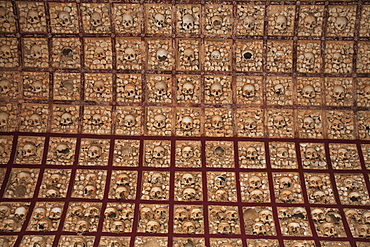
[{"x1": 243, "y1": 52, "x2": 253, "y2": 59}]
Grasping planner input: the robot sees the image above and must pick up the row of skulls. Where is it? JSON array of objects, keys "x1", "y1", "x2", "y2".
[{"x1": 17, "y1": 6, "x2": 352, "y2": 33}]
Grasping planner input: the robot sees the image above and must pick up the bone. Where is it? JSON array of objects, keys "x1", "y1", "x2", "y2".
[
  {"x1": 176, "y1": 75, "x2": 201, "y2": 103},
  {"x1": 204, "y1": 40, "x2": 232, "y2": 71},
  {"x1": 327, "y1": 5, "x2": 356, "y2": 37},
  {"x1": 146, "y1": 4, "x2": 172, "y2": 34},
  {"x1": 204, "y1": 4, "x2": 232, "y2": 36},
  {"x1": 236, "y1": 5, "x2": 265, "y2": 36},
  {"x1": 298, "y1": 5, "x2": 324, "y2": 36},
  {"x1": 176, "y1": 5, "x2": 201, "y2": 34}
]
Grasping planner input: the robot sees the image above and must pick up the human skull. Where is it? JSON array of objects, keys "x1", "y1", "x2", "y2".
[
  {"x1": 50, "y1": 173, "x2": 61, "y2": 184},
  {"x1": 111, "y1": 220, "x2": 124, "y2": 232},
  {"x1": 280, "y1": 189, "x2": 294, "y2": 203},
  {"x1": 3, "y1": 101, "x2": 15, "y2": 120},
  {"x1": 273, "y1": 115, "x2": 286, "y2": 129},
  {"x1": 181, "y1": 116, "x2": 193, "y2": 131},
  {"x1": 153, "y1": 114, "x2": 166, "y2": 129},
  {"x1": 1, "y1": 219, "x2": 15, "y2": 232},
  {"x1": 154, "y1": 81, "x2": 167, "y2": 97},
  {"x1": 174, "y1": 208, "x2": 189, "y2": 221},
  {"x1": 244, "y1": 16, "x2": 256, "y2": 30},
  {"x1": 332, "y1": 52, "x2": 342, "y2": 65},
  {"x1": 190, "y1": 208, "x2": 202, "y2": 221},
  {"x1": 72, "y1": 238, "x2": 87, "y2": 247},
  {"x1": 250, "y1": 189, "x2": 264, "y2": 202},
  {"x1": 85, "y1": 206, "x2": 100, "y2": 218},
  {"x1": 0, "y1": 204, "x2": 10, "y2": 219},
  {"x1": 303, "y1": 52, "x2": 315, "y2": 65},
  {"x1": 253, "y1": 221, "x2": 267, "y2": 235},
  {"x1": 308, "y1": 176, "x2": 323, "y2": 189},
  {"x1": 37, "y1": 218, "x2": 52, "y2": 231},
  {"x1": 301, "y1": 85, "x2": 315, "y2": 99},
  {"x1": 182, "y1": 146, "x2": 193, "y2": 159},
  {"x1": 349, "y1": 191, "x2": 361, "y2": 203},
  {"x1": 0, "y1": 80, "x2": 10, "y2": 94},
  {"x1": 211, "y1": 115, "x2": 223, "y2": 129},
  {"x1": 121, "y1": 207, "x2": 133, "y2": 220},
  {"x1": 27, "y1": 9, "x2": 41, "y2": 24},
  {"x1": 182, "y1": 14, "x2": 194, "y2": 30},
  {"x1": 215, "y1": 189, "x2": 227, "y2": 201},
  {"x1": 124, "y1": 84, "x2": 135, "y2": 99},
  {"x1": 46, "y1": 188, "x2": 59, "y2": 198},
  {"x1": 88, "y1": 145, "x2": 102, "y2": 159},
  {"x1": 143, "y1": 240, "x2": 160, "y2": 247},
  {"x1": 17, "y1": 171, "x2": 31, "y2": 183},
  {"x1": 182, "y1": 173, "x2": 194, "y2": 186},
  {"x1": 362, "y1": 85, "x2": 370, "y2": 100},
  {"x1": 156, "y1": 49, "x2": 168, "y2": 61},
  {"x1": 362, "y1": 211, "x2": 370, "y2": 224},
  {"x1": 335, "y1": 16, "x2": 348, "y2": 31},
  {"x1": 303, "y1": 117, "x2": 314, "y2": 130},
  {"x1": 249, "y1": 176, "x2": 262, "y2": 189},
  {"x1": 333, "y1": 85, "x2": 345, "y2": 100},
  {"x1": 183, "y1": 187, "x2": 196, "y2": 200},
  {"x1": 33, "y1": 207, "x2": 46, "y2": 220},
  {"x1": 183, "y1": 49, "x2": 195, "y2": 62},
  {"x1": 124, "y1": 47, "x2": 136, "y2": 61},
  {"x1": 140, "y1": 207, "x2": 153, "y2": 220},
  {"x1": 93, "y1": 80, "x2": 105, "y2": 93},
  {"x1": 311, "y1": 208, "x2": 325, "y2": 222},
  {"x1": 181, "y1": 221, "x2": 195, "y2": 234},
  {"x1": 154, "y1": 13, "x2": 165, "y2": 28},
  {"x1": 83, "y1": 185, "x2": 97, "y2": 197},
  {"x1": 226, "y1": 210, "x2": 238, "y2": 222},
  {"x1": 58, "y1": 11, "x2": 70, "y2": 26},
  {"x1": 116, "y1": 173, "x2": 130, "y2": 186},
  {"x1": 287, "y1": 222, "x2": 301, "y2": 235},
  {"x1": 210, "y1": 82, "x2": 223, "y2": 97},
  {"x1": 146, "y1": 220, "x2": 160, "y2": 233},
  {"x1": 150, "y1": 172, "x2": 162, "y2": 184},
  {"x1": 123, "y1": 114, "x2": 136, "y2": 128},
  {"x1": 357, "y1": 224, "x2": 369, "y2": 238},
  {"x1": 344, "y1": 178, "x2": 358, "y2": 191},
  {"x1": 76, "y1": 219, "x2": 90, "y2": 233},
  {"x1": 22, "y1": 142, "x2": 37, "y2": 157},
  {"x1": 275, "y1": 15, "x2": 287, "y2": 30},
  {"x1": 321, "y1": 222, "x2": 337, "y2": 237},
  {"x1": 242, "y1": 84, "x2": 256, "y2": 98},
  {"x1": 49, "y1": 207, "x2": 62, "y2": 220},
  {"x1": 95, "y1": 47, "x2": 104, "y2": 59},
  {"x1": 211, "y1": 50, "x2": 221, "y2": 60},
  {"x1": 153, "y1": 146, "x2": 165, "y2": 159},
  {"x1": 313, "y1": 190, "x2": 325, "y2": 202},
  {"x1": 279, "y1": 177, "x2": 292, "y2": 189},
  {"x1": 331, "y1": 119, "x2": 344, "y2": 131},
  {"x1": 61, "y1": 80, "x2": 74, "y2": 93},
  {"x1": 0, "y1": 45, "x2": 11, "y2": 59},
  {"x1": 274, "y1": 84, "x2": 285, "y2": 95},
  {"x1": 218, "y1": 221, "x2": 231, "y2": 234},
  {"x1": 14, "y1": 206, "x2": 27, "y2": 219},
  {"x1": 30, "y1": 45, "x2": 42, "y2": 59},
  {"x1": 60, "y1": 112, "x2": 73, "y2": 126},
  {"x1": 122, "y1": 13, "x2": 133, "y2": 28},
  {"x1": 90, "y1": 12, "x2": 102, "y2": 27},
  {"x1": 28, "y1": 113, "x2": 42, "y2": 127},
  {"x1": 304, "y1": 147, "x2": 318, "y2": 160},
  {"x1": 149, "y1": 186, "x2": 162, "y2": 199},
  {"x1": 104, "y1": 207, "x2": 118, "y2": 219},
  {"x1": 259, "y1": 209, "x2": 273, "y2": 223},
  {"x1": 182, "y1": 82, "x2": 194, "y2": 99},
  {"x1": 91, "y1": 114, "x2": 102, "y2": 126},
  {"x1": 304, "y1": 14, "x2": 317, "y2": 30},
  {"x1": 154, "y1": 207, "x2": 167, "y2": 220},
  {"x1": 30, "y1": 237, "x2": 45, "y2": 247},
  {"x1": 246, "y1": 147, "x2": 258, "y2": 160}
]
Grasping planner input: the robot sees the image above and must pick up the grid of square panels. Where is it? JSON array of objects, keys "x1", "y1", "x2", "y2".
[
  {"x1": 1, "y1": 135, "x2": 370, "y2": 246},
  {"x1": 0, "y1": 1, "x2": 370, "y2": 140}
]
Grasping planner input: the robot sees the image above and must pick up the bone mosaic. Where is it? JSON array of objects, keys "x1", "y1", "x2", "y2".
[{"x1": 0, "y1": 1, "x2": 370, "y2": 245}]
